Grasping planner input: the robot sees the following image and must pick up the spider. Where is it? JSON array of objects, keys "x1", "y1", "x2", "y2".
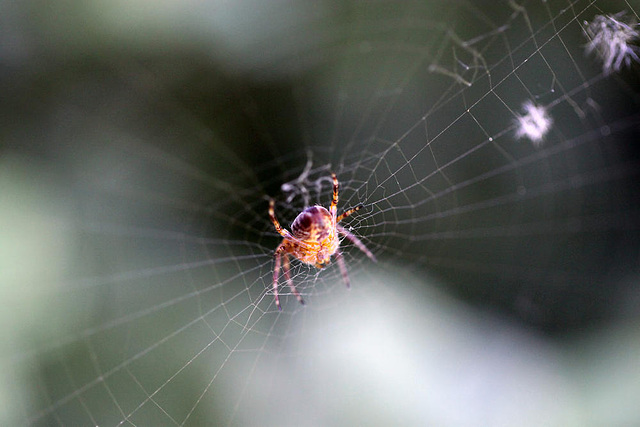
[{"x1": 268, "y1": 173, "x2": 376, "y2": 310}]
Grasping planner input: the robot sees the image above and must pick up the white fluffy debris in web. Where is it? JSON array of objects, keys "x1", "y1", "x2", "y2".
[
  {"x1": 585, "y1": 11, "x2": 640, "y2": 74},
  {"x1": 515, "y1": 101, "x2": 553, "y2": 146}
]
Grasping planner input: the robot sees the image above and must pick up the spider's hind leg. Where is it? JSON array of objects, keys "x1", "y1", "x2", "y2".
[
  {"x1": 269, "y1": 199, "x2": 294, "y2": 240},
  {"x1": 337, "y1": 204, "x2": 362, "y2": 222},
  {"x1": 330, "y1": 173, "x2": 339, "y2": 220}
]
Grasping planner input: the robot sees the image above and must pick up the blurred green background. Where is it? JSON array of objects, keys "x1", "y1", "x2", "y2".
[{"x1": 2, "y1": 0, "x2": 640, "y2": 425}]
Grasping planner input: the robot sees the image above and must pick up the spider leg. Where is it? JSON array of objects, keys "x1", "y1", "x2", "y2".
[
  {"x1": 273, "y1": 245, "x2": 284, "y2": 311},
  {"x1": 269, "y1": 199, "x2": 314, "y2": 249},
  {"x1": 269, "y1": 199, "x2": 296, "y2": 240},
  {"x1": 334, "y1": 250, "x2": 350, "y2": 288},
  {"x1": 337, "y1": 224, "x2": 377, "y2": 262},
  {"x1": 330, "y1": 173, "x2": 338, "y2": 223},
  {"x1": 337, "y1": 204, "x2": 363, "y2": 222},
  {"x1": 283, "y1": 254, "x2": 305, "y2": 305}
]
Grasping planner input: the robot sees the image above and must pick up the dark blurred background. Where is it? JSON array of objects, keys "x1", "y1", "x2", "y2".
[{"x1": 2, "y1": 0, "x2": 640, "y2": 425}]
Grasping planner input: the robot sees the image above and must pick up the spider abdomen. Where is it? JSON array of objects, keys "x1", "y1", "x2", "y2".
[{"x1": 291, "y1": 205, "x2": 333, "y2": 240}]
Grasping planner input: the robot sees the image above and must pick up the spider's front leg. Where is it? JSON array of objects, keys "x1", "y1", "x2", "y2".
[
  {"x1": 273, "y1": 245, "x2": 285, "y2": 311},
  {"x1": 273, "y1": 244, "x2": 305, "y2": 310},
  {"x1": 334, "y1": 250, "x2": 350, "y2": 288},
  {"x1": 337, "y1": 224, "x2": 377, "y2": 262},
  {"x1": 283, "y1": 253, "x2": 304, "y2": 306}
]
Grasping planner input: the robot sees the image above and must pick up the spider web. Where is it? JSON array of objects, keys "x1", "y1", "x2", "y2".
[{"x1": 3, "y1": 0, "x2": 640, "y2": 425}]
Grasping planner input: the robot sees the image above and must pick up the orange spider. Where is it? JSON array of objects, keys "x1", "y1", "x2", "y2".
[{"x1": 269, "y1": 173, "x2": 377, "y2": 310}]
